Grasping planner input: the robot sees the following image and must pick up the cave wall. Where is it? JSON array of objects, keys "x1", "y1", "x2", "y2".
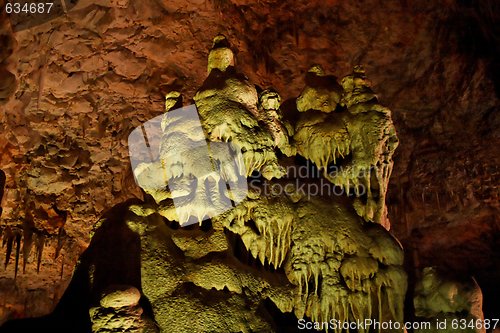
[{"x1": 0, "y1": 0, "x2": 498, "y2": 322}]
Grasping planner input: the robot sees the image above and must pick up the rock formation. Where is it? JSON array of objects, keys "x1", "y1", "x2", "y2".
[
  {"x1": 0, "y1": 0, "x2": 497, "y2": 329},
  {"x1": 0, "y1": 35, "x2": 409, "y2": 332},
  {"x1": 413, "y1": 267, "x2": 485, "y2": 333}
]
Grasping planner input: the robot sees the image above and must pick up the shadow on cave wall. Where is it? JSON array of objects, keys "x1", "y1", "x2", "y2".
[
  {"x1": 441, "y1": 0, "x2": 500, "y2": 96},
  {"x1": 0, "y1": 198, "x2": 145, "y2": 333}
]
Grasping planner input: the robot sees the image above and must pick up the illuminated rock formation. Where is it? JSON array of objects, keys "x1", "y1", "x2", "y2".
[
  {"x1": 413, "y1": 267, "x2": 485, "y2": 333},
  {"x1": 122, "y1": 35, "x2": 407, "y2": 332},
  {"x1": 89, "y1": 285, "x2": 145, "y2": 333},
  {"x1": 258, "y1": 89, "x2": 295, "y2": 157},
  {"x1": 294, "y1": 66, "x2": 399, "y2": 228},
  {"x1": 193, "y1": 36, "x2": 286, "y2": 180},
  {"x1": 217, "y1": 184, "x2": 406, "y2": 329},
  {"x1": 1, "y1": 35, "x2": 408, "y2": 332}
]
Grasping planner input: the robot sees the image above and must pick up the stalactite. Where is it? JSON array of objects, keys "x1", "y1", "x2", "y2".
[
  {"x1": 3, "y1": 226, "x2": 13, "y2": 269},
  {"x1": 377, "y1": 283, "x2": 383, "y2": 333},
  {"x1": 0, "y1": 169, "x2": 5, "y2": 218},
  {"x1": 14, "y1": 232, "x2": 21, "y2": 278},
  {"x1": 22, "y1": 223, "x2": 33, "y2": 273},
  {"x1": 435, "y1": 190, "x2": 441, "y2": 211},
  {"x1": 55, "y1": 227, "x2": 65, "y2": 259},
  {"x1": 60, "y1": 256, "x2": 64, "y2": 279},
  {"x1": 35, "y1": 233, "x2": 45, "y2": 273}
]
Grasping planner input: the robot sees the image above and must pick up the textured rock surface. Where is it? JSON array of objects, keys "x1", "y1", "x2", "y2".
[
  {"x1": 294, "y1": 66, "x2": 398, "y2": 227},
  {"x1": 129, "y1": 193, "x2": 405, "y2": 332},
  {"x1": 0, "y1": 0, "x2": 498, "y2": 324},
  {"x1": 0, "y1": 0, "x2": 15, "y2": 105},
  {"x1": 90, "y1": 285, "x2": 145, "y2": 333}
]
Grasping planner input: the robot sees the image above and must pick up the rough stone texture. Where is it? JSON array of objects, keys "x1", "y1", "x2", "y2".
[
  {"x1": 0, "y1": 0, "x2": 16, "y2": 105},
  {"x1": 293, "y1": 65, "x2": 399, "y2": 228},
  {"x1": 120, "y1": 41, "x2": 404, "y2": 331},
  {"x1": 0, "y1": 0, "x2": 498, "y2": 324},
  {"x1": 99, "y1": 285, "x2": 141, "y2": 309}
]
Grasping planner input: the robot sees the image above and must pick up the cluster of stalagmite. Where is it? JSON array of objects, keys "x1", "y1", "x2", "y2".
[{"x1": 118, "y1": 35, "x2": 407, "y2": 332}]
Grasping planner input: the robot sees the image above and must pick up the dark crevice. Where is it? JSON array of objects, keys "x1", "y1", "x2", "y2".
[
  {"x1": 260, "y1": 298, "x2": 322, "y2": 333},
  {"x1": 244, "y1": 219, "x2": 261, "y2": 236},
  {"x1": 327, "y1": 152, "x2": 353, "y2": 172},
  {"x1": 224, "y1": 228, "x2": 286, "y2": 274},
  {"x1": 163, "y1": 217, "x2": 180, "y2": 230}
]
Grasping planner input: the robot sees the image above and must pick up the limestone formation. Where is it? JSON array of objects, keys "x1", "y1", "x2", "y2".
[
  {"x1": 89, "y1": 285, "x2": 146, "y2": 333},
  {"x1": 294, "y1": 66, "x2": 399, "y2": 228},
  {"x1": 296, "y1": 65, "x2": 343, "y2": 114},
  {"x1": 194, "y1": 36, "x2": 286, "y2": 180},
  {"x1": 0, "y1": 0, "x2": 497, "y2": 324},
  {"x1": 132, "y1": 36, "x2": 289, "y2": 226},
  {"x1": 216, "y1": 184, "x2": 406, "y2": 329},
  {"x1": 120, "y1": 35, "x2": 407, "y2": 332},
  {"x1": 413, "y1": 267, "x2": 485, "y2": 333},
  {"x1": 258, "y1": 89, "x2": 295, "y2": 156}
]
